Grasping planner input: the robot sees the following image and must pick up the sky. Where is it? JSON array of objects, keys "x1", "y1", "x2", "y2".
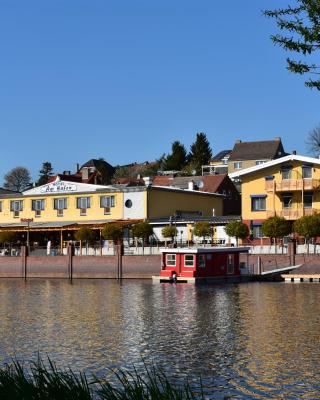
[{"x1": 0, "y1": 0, "x2": 319, "y2": 182}]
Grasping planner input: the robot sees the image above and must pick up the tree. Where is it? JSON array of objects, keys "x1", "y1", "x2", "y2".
[
  {"x1": 262, "y1": 216, "x2": 291, "y2": 253},
  {"x1": 164, "y1": 141, "x2": 187, "y2": 171},
  {"x1": 264, "y1": 1, "x2": 320, "y2": 90},
  {"x1": 37, "y1": 162, "x2": 54, "y2": 186},
  {"x1": 161, "y1": 225, "x2": 178, "y2": 246},
  {"x1": 224, "y1": 221, "x2": 249, "y2": 246},
  {"x1": 132, "y1": 222, "x2": 153, "y2": 253},
  {"x1": 188, "y1": 133, "x2": 212, "y2": 175},
  {"x1": 293, "y1": 214, "x2": 320, "y2": 253},
  {"x1": 3, "y1": 167, "x2": 31, "y2": 192},
  {"x1": 74, "y1": 227, "x2": 96, "y2": 255},
  {"x1": 306, "y1": 124, "x2": 320, "y2": 156},
  {"x1": 193, "y1": 221, "x2": 211, "y2": 244},
  {"x1": 102, "y1": 224, "x2": 123, "y2": 244}
]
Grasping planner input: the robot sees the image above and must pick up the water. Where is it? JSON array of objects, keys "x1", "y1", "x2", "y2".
[{"x1": 0, "y1": 279, "x2": 319, "y2": 399}]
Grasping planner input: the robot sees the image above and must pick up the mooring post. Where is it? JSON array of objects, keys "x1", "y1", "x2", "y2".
[
  {"x1": 68, "y1": 243, "x2": 74, "y2": 280},
  {"x1": 258, "y1": 256, "x2": 262, "y2": 275},
  {"x1": 21, "y1": 246, "x2": 27, "y2": 280}
]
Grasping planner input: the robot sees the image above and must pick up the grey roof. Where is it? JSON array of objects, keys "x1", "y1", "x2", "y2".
[
  {"x1": 80, "y1": 159, "x2": 115, "y2": 172},
  {"x1": 210, "y1": 150, "x2": 232, "y2": 162},
  {"x1": 229, "y1": 139, "x2": 286, "y2": 161},
  {"x1": 0, "y1": 188, "x2": 21, "y2": 195}
]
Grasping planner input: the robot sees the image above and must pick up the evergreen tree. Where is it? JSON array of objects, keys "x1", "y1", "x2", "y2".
[
  {"x1": 264, "y1": 1, "x2": 320, "y2": 90},
  {"x1": 188, "y1": 133, "x2": 212, "y2": 175},
  {"x1": 37, "y1": 162, "x2": 54, "y2": 186},
  {"x1": 164, "y1": 141, "x2": 187, "y2": 171}
]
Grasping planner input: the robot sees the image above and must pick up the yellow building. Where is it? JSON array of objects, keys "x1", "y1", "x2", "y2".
[
  {"x1": 229, "y1": 154, "x2": 320, "y2": 240},
  {"x1": 0, "y1": 177, "x2": 223, "y2": 246}
]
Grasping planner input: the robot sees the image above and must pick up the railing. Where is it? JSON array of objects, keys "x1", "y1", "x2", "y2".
[
  {"x1": 266, "y1": 208, "x2": 317, "y2": 220},
  {"x1": 265, "y1": 179, "x2": 320, "y2": 192}
]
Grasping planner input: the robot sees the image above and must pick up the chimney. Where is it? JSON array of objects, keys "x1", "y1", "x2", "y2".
[
  {"x1": 76, "y1": 163, "x2": 80, "y2": 173},
  {"x1": 235, "y1": 139, "x2": 242, "y2": 144},
  {"x1": 292, "y1": 150, "x2": 297, "y2": 155},
  {"x1": 63, "y1": 170, "x2": 71, "y2": 175},
  {"x1": 188, "y1": 181, "x2": 195, "y2": 190}
]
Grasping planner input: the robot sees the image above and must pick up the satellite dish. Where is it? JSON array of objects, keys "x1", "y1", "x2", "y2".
[
  {"x1": 196, "y1": 180, "x2": 204, "y2": 188},
  {"x1": 191, "y1": 170, "x2": 197, "y2": 176}
]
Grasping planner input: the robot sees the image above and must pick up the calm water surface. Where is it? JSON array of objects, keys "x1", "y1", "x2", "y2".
[{"x1": 0, "y1": 279, "x2": 319, "y2": 399}]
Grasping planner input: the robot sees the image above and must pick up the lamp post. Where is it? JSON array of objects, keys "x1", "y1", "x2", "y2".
[{"x1": 20, "y1": 218, "x2": 33, "y2": 254}]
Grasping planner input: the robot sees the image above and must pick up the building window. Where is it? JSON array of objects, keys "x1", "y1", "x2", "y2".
[
  {"x1": 10, "y1": 200, "x2": 23, "y2": 217},
  {"x1": 125, "y1": 199, "x2": 132, "y2": 208},
  {"x1": 199, "y1": 254, "x2": 206, "y2": 268},
  {"x1": 251, "y1": 196, "x2": 266, "y2": 211},
  {"x1": 0, "y1": 201, "x2": 2, "y2": 212},
  {"x1": 253, "y1": 225, "x2": 263, "y2": 238},
  {"x1": 282, "y1": 194, "x2": 293, "y2": 209},
  {"x1": 184, "y1": 254, "x2": 195, "y2": 267},
  {"x1": 76, "y1": 197, "x2": 91, "y2": 216},
  {"x1": 302, "y1": 165, "x2": 312, "y2": 179},
  {"x1": 227, "y1": 254, "x2": 234, "y2": 274},
  {"x1": 234, "y1": 162, "x2": 242, "y2": 170},
  {"x1": 166, "y1": 254, "x2": 176, "y2": 266},
  {"x1": 255, "y1": 160, "x2": 265, "y2": 165},
  {"x1": 31, "y1": 199, "x2": 45, "y2": 217},
  {"x1": 100, "y1": 196, "x2": 115, "y2": 215},
  {"x1": 304, "y1": 193, "x2": 313, "y2": 209},
  {"x1": 54, "y1": 198, "x2": 67, "y2": 217},
  {"x1": 282, "y1": 167, "x2": 292, "y2": 180}
]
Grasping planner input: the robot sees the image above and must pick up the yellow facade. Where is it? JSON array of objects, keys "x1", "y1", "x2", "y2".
[
  {"x1": 0, "y1": 183, "x2": 223, "y2": 226},
  {"x1": 147, "y1": 188, "x2": 223, "y2": 219},
  {"x1": 240, "y1": 160, "x2": 320, "y2": 222}
]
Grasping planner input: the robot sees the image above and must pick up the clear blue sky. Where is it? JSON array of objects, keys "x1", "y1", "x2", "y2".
[{"x1": 0, "y1": 0, "x2": 319, "y2": 182}]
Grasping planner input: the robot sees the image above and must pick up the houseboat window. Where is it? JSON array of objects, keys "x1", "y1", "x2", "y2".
[
  {"x1": 227, "y1": 254, "x2": 234, "y2": 274},
  {"x1": 184, "y1": 254, "x2": 195, "y2": 267},
  {"x1": 166, "y1": 254, "x2": 176, "y2": 266},
  {"x1": 303, "y1": 193, "x2": 313, "y2": 209},
  {"x1": 302, "y1": 165, "x2": 312, "y2": 179},
  {"x1": 251, "y1": 196, "x2": 266, "y2": 211},
  {"x1": 199, "y1": 255, "x2": 206, "y2": 268},
  {"x1": 125, "y1": 199, "x2": 132, "y2": 208},
  {"x1": 206, "y1": 254, "x2": 212, "y2": 260}
]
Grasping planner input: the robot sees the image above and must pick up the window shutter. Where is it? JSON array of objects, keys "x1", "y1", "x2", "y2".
[
  {"x1": 87, "y1": 197, "x2": 91, "y2": 208},
  {"x1": 100, "y1": 196, "x2": 105, "y2": 208},
  {"x1": 41, "y1": 200, "x2": 45, "y2": 210},
  {"x1": 63, "y1": 198, "x2": 67, "y2": 209},
  {"x1": 76, "y1": 198, "x2": 81, "y2": 209},
  {"x1": 19, "y1": 201, "x2": 23, "y2": 211},
  {"x1": 10, "y1": 201, "x2": 14, "y2": 211},
  {"x1": 111, "y1": 196, "x2": 115, "y2": 207},
  {"x1": 54, "y1": 199, "x2": 58, "y2": 210},
  {"x1": 32, "y1": 200, "x2": 36, "y2": 211}
]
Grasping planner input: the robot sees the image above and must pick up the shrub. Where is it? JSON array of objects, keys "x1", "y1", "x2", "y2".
[{"x1": 224, "y1": 221, "x2": 249, "y2": 246}]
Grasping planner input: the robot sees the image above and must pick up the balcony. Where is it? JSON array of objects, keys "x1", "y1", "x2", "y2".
[
  {"x1": 266, "y1": 208, "x2": 317, "y2": 220},
  {"x1": 265, "y1": 179, "x2": 320, "y2": 192}
]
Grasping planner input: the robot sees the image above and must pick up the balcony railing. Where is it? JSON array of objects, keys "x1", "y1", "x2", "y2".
[
  {"x1": 265, "y1": 179, "x2": 320, "y2": 192},
  {"x1": 266, "y1": 208, "x2": 317, "y2": 220}
]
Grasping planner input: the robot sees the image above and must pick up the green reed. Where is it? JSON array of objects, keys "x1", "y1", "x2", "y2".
[{"x1": 0, "y1": 357, "x2": 205, "y2": 399}]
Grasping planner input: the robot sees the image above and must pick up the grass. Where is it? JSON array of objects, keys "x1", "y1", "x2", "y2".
[{"x1": 0, "y1": 357, "x2": 205, "y2": 399}]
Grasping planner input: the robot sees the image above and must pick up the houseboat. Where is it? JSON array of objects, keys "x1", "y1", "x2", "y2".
[{"x1": 153, "y1": 247, "x2": 250, "y2": 283}]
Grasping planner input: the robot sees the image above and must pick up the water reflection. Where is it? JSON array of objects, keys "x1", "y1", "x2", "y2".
[{"x1": 0, "y1": 279, "x2": 319, "y2": 398}]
